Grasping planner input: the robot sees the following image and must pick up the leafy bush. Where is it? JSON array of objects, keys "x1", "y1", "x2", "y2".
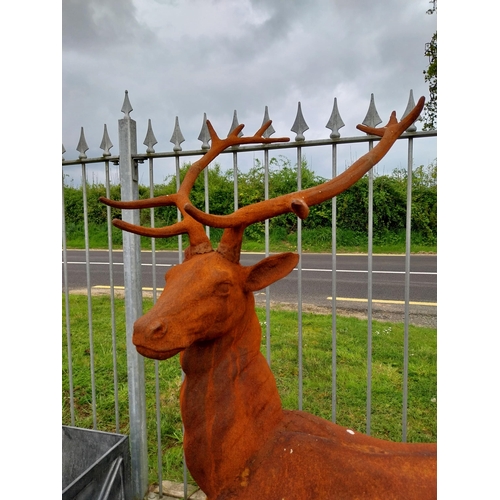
[{"x1": 63, "y1": 158, "x2": 437, "y2": 250}]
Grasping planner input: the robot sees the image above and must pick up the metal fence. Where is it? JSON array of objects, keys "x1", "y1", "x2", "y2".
[{"x1": 62, "y1": 90, "x2": 437, "y2": 499}]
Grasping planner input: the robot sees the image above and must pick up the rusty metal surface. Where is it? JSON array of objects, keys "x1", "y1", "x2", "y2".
[{"x1": 100, "y1": 98, "x2": 436, "y2": 499}]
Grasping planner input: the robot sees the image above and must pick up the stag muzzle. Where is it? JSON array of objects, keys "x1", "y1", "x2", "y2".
[{"x1": 132, "y1": 313, "x2": 185, "y2": 360}]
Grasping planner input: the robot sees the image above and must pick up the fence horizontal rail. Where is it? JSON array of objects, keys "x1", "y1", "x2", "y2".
[{"x1": 62, "y1": 130, "x2": 436, "y2": 167}]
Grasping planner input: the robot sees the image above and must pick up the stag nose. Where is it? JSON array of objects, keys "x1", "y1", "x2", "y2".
[{"x1": 147, "y1": 319, "x2": 167, "y2": 341}]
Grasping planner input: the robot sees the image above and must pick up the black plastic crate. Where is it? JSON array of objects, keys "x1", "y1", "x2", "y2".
[{"x1": 62, "y1": 426, "x2": 132, "y2": 500}]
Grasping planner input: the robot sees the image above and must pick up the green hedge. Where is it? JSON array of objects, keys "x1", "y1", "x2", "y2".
[{"x1": 63, "y1": 157, "x2": 436, "y2": 248}]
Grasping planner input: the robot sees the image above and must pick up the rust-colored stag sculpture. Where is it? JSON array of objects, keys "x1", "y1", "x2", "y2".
[{"x1": 101, "y1": 97, "x2": 436, "y2": 499}]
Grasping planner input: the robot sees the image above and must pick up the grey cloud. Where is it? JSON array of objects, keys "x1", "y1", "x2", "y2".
[
  {"x1": 62, "y1": 0, "x2": 156, "y2": 51},
  {"x1": 62, "y1": 0, "x2": 436, "y2": 169}
]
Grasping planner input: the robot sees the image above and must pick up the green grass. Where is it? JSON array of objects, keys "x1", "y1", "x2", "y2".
[
  {"x1": 64, "y1": 224, "x2": 436, "y2": 254},
  {"x1": 63, "y1": 294, "x2": 437, "y2": 486}
]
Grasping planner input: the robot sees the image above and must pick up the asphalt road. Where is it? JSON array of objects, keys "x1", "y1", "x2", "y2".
[{"x1": 63, "y1": 250, "x2": 437, "y2": 313}]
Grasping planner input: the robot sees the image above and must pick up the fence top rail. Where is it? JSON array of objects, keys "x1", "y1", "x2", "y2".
[
  {"x1": 62, "y1": 155, "x2": 120, "y2": 167},
  {"x1": 62, "y1": 129, "x2": 436, "y2": 166}
]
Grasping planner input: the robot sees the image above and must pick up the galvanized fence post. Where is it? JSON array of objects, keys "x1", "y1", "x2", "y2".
[{"x1": 118, "y1": 91, "x2": 149, "y2": 499}]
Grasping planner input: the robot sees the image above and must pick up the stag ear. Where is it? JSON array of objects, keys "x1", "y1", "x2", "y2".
[{"x1": 245, "y1": 253, "x2": 299, "y2": 292}]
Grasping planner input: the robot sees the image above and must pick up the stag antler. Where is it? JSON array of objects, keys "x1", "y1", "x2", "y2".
[
  {"x1": 99, "y1": 120, "x2": 289, "y2": 257},
  {"x1": 183, "y1": 97, "x2": 425, "y2": 261},
  {"x1": 101, "y1": 97, "x2": 424, "y2": 262}
]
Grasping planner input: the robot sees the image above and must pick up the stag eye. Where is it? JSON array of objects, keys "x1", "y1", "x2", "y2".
[{"x1": 215, "y1": 281, "x2": 232, "y2": 296}]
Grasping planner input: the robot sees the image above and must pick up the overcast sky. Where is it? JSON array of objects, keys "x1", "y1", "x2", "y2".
[{"x1": 62, "y1": 0, "x2": 437, "y2": 184}]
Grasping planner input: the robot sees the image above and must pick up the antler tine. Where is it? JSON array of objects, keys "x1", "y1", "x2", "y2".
[
  {"x1": 229, "y1": 122, "x2": 246, "y2": 139},
  {"x1": 99, "y1": 193, "x2": 212, "y2": 254},
  {"x1": 254, "y1": 119, "x2": 276, "y2": 139},
  {"x1": 113, "y1": 218, "x2": 191, "y2": 239},
  {"x1": 177, "y1": 120, "x2": 289, "y2": 197},
  {"x1": 99, "y1": 119, "x2": 290, "y2": 259},
  {"x1": 356, "y1": 96, "x2": 424, "y2": 137},
  {"x1": 184, "y1": 97, "x2": 426, "y2": 248},
  {"x1": 99, "y1": 194, "x2": 177, "y2": 210},
  {"x1": 209, "y1": 119, "x2": 289, "y2": 148}
]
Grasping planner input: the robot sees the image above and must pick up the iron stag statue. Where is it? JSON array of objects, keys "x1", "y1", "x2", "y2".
[{"x1": 101, "y1": 96, "x2": 436, "y2": 499}]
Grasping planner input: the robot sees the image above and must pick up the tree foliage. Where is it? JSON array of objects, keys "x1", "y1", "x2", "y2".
[
  {"x1": 63, "y1": 157, "x2": 437, "y2": 247},
  {"x1": 423, "y1": 1, "x2": 437, "y2": 130}
]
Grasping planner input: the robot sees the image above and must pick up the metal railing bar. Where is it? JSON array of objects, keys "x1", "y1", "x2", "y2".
[
  {"x1": 148, "y1": 157, "x2": 158, "y2": 296},
  {"x1": 62, "y1": 155, "x2": 120, "y2": 166},
  {"x1": 104, "y1": 160, "x2": 120, "y2": 433},
  {"x1": 176, "y1": 156, "x2": 185, "y2": 259},
  {"x1": 61, "y1": 132, "x2": 436, "y2": 166},
  {"x1": 61, "y1": 131, "x2": 437, "y2": 166},
  {"x1": 62, "y1": 130, "x2": 436, "y2": 167},
  {"x1": 81, "y1": 163, "x2": 98, "y2": 429},
  {"x1": 402, "y1": 137, "x2": 414, "y2": 442},
  {"x1": 297, "y1": 146, "x2": 303, "y2": 411},
  {"x1": 146, "y1": 157, "x2": 164, "y2": 497},
  {"x1": 233, "y1": 151, "x2": 239, "y2": 211},
  {"x1": 366, "y1": 141, "x2": 374, "y2": 435},
  {"x1": 204, "y1": 163, "x2": 210, "y2": 240},
  {"x1": 331, "y1": 143, "x2": 338, "y2": 423},
  {"x1": 126, "y1": 131, "x2": 436, "y2": 161},
  {"x1": 62, "y1": 171, "x2": 75, "y2": 427},
  {"x1": 264, "y1": 149, "x2": 272, "y2": 366},
  {"x1": 177, "y1": 157, "x2": 189, "y2": 499}
]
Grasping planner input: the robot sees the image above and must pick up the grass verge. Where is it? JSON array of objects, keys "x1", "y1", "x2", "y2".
[
  {"x1": 64, "y1": 224, "x2": 436, "y2": 254},
  {"x1": 62, "y1": 294, "x2": 437, "y2": 485}
]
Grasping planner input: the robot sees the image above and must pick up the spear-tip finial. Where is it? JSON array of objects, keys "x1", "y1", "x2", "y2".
[
  {"x1": 76, "y1": 127, "x2": 89, "y2": 160},
  {"x1": 121, "y1": 90, "x2": 133, "y2": 117},
  {"x1": 402, "y1": 90, "x2": 418, "y2": 132},
  {"x1": 143, "y1": 119, "x2": 158, "y2": 154},
  {"x1": 100, "y1": 124, "x2": 114, "y2": 156},
  {"x1": 291, "y1": 102, "x2": 309, "y2": 141},
  {"x1": 362, "y1": 94, "x2": 382, "y2": 130},
  {"x1": 229, "y1": 110, "x2": 243, "y2": 147},
  {"x1": 261, "y1": 106, "x2": 275, "y2": 138},
  {"x1": 198, "y1": 113, "x2": 211, "y2": 150},
  {"x1": 170, "y1": 116, "x2": 186, "y2": 152},
  {"x1": 325, "y1": 97, "x2": 345, "y2": 139}
]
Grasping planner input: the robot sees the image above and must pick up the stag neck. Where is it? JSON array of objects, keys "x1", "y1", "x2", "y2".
[
  {"x1": 179, "y1": 299, "x2": 283, "y2": 496},
  {"x1": 180, "y1": 294, "x2": 263, "y2": 375},
  {"x1": 184, "y1": 241, "x2": 214, "y2": 260}
]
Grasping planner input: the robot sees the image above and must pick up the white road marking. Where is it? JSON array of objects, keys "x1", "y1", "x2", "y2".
[
  {"x1": 65, "y1": 261, "x2": 435, "y2": 275},
  {"x1": 65, "y1": 261, "x2": 173, "y2": 267},
  {"x1": 300, "y1": 268, "x2": 436, "y2": 276}
]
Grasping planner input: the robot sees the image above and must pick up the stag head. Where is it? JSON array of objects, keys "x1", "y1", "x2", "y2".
[
  {"x1": 131, "y1": 251, "x2": 298, "y2": 360},
  {"x1": 100, "y1": 98, "x2": 424, "y2": 359}
]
